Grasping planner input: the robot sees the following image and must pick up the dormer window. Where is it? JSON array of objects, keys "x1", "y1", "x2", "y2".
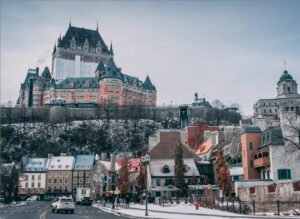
[
  {"x1": 162, "y1": 165, "x2": 170, "y2": 173},
  {"x1": 80, "y1": 164, "x2": 83, "y2": 168}
]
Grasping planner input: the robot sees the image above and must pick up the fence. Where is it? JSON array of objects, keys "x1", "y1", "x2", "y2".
[{"x1": 195, "y1": 197, "x2": 300, "y2": 215}]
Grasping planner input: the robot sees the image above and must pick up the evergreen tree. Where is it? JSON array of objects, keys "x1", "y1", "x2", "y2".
[
  {"x1": 174, "y1": 138, "x2": 185, "y2": 195},
  {"x1": 214, "y1": 146, "x2": 232, "y2": 197},
  {"x1": 137, "y1": 165, "x2": 146, "y2": 190},
  {"x1": 118, "y1": 154, "x2": 130, "y2": 195}
]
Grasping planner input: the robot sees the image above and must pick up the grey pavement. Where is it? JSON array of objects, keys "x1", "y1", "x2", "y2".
[{"x1": 0, "y1": 201, "x2": 131, "y2": 219}]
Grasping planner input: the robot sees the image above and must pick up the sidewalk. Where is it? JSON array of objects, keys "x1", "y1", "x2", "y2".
[{"x1": 93, "y1": 202, "x2": 300, "y2": 219}]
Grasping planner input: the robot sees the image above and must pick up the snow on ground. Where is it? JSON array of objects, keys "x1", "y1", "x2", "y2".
[{"x1": 93, "y1": 202, "x2": 300, "y2": 219}]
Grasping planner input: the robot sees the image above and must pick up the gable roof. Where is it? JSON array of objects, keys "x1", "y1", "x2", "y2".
[
  {"x1": 98, "y1": 160, "x2": 121, "y2": 172},
  {"x1": 148, "y1": 130, "x2": 194, "y2": 159},
  {"x1": 74, "y1": 155, "x2": 95, "y2": 170},
  {"x1": 55, "y1": 77, "x2": 99, "y2": 89}
]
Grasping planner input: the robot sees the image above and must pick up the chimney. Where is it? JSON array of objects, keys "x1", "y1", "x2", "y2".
[
  {"x1": 110, "y1": 153, "x2": 116, "y2": 172},
  {"x1": 36, "y1": 67, "x2": 39, "y2": 76},
  {"x1": 48, "y1": 153, "x2": 54, "y2": 158},
  {"x1": 22, "y1": 156, "x2": 28, "y2": 170},
  {"x1": 60, "y1": 153, "x2": 67, "y2": 156},
  {"x1": 204, "y1": 131, "x2": 211, "y2": 142}
]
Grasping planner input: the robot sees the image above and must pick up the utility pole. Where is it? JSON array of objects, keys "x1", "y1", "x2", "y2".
[{"x1": 142, "y1": 154, "x2": 151, "y2": 216}]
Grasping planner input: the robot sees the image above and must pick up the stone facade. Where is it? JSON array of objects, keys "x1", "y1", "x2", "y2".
[{"x1": 237, "y1": 180, "x2": 300, "y2": 212}]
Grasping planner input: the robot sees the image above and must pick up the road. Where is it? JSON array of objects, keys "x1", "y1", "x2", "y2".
[{"x1": 0, "y1": 201, "x2": 131, "y2": 219}]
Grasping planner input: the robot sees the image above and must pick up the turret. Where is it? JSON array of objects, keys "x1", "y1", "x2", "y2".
[
  {"x1": 109, "y1": 42, "x2": 114, "y2": 56},
  {"x1": 41, "y1": 67, "x2": 51, "y2": 81},
  {"x1": 276, "y1": 70, "x2": 299, "y2": 99}
]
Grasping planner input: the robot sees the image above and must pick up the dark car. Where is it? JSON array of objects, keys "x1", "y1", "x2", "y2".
[{"x1": 81, "y1": 197, "x2": 91, "y2": 206}]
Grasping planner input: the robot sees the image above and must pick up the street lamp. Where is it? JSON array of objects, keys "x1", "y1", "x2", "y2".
[{"x1": 142, "y1": 154, "x2": 151, "y2": 216}]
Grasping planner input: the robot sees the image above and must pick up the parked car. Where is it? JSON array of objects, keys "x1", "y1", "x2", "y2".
[
  {"x1": 81, "y1": 197, "x2": 92, "y2": 206},
  {"x1": 51, "y1": 196, "x2": 74, "y2": 213},
  {"x1": 27, "y1": 196, "x2": 40, "y2": 201}
]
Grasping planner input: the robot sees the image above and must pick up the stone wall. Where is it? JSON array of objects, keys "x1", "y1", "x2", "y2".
[{"x1": 237, "y1": 180, "x2": 300, "y2": 213}]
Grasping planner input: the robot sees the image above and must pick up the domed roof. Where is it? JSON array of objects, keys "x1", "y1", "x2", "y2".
[
  {"x1": 241, "y1": 125, "x2": 261, "y2": 134},
  {"x1": 278, "y1": 70, "x2": 293, "y2": 83}
]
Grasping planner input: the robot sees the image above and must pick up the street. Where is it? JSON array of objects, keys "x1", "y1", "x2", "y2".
[{"x1": 0, "y1": 201, "x2": 130, "y2": 219}]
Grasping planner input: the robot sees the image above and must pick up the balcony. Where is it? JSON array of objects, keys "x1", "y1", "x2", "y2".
[{"x1": 254, "y1": 157, "x2": 270, "y2": 168}]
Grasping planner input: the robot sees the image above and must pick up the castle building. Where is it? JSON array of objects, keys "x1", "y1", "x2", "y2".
[
  {"x1": 52, "y1": 22, "x2": 113, "y2": 81},
  {"x1": 253, "y1": 70, "x2": 300, "y2": 130},
  {"x1": 17, "y1": 23, "x2": 157, "y2": 108}
]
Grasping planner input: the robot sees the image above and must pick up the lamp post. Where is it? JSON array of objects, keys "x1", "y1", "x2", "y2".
[{"x1": 142, "y1": 154, "x2": 151, "y2": 216}]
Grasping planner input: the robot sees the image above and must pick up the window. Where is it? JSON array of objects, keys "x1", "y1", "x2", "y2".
[
  {"x1": 48, "y1": 179, "x2": 51, "y2": 184},
  {"x1": 267, "y1": 184, "x2": 275, "y2": 193},
  {"x1": 25, "y1": 175, "x2": 28, "y2": 181},
  {"x1": 75, "y1": 164, "x2": 78, "y2": 168},
  {"x1": 25, "y1": 182, "x2": 28, "y2": 188},
  {"x1": 249, "y1": 187, "x2": 255, "y2": 194},
  {"x1": 51, "y1": 165, "x2": 55, "y2": 169},
  {"x1": 32, "y1": 175, "x2": 35, "y2": 180},
  {"x1": 38, "y1": 182, "x2": 41, "y2": 188},
  {"x1": 250, "y1": 160, "x2": 254, "y2": 168},
  {"x1": 79, "y1": 178, "x2": 83, "y2": 184},
  {"x1": 156, "y1": 179, "x2": 161, "y2": 186},
  {"x1": 254, "y1": 154, "x2": 257, "y2": 159},
  {"x1": 278, "y1": 169, "x2": 291, "y2": 180},
  {"x1": 233, "y1": 176, "x2": 239, "y2": 181},
  {"x1": 293, "y1": 181, "x2": 300, "y2": 191},
  {"x1": 86, "y1": 178, "x2": 89, "y2": 184},
  {"x1": 73, "y1": 172, "x2": 78, "y2": 177},
  {"x1": 31, "y1": 182, "x2": 34, "y2": 188},
  {"x1": 38, "y1": 175, "x2": 41, "y2": 181},
  {"x1": 65, "y1": 165, "x2": 69, "y2": 168},
  {"x1": 59, "y1": 172, "x2": 63, "y2": 177},
  {"x1": 249, "y1": 142, "x2": 253, "y2": 150},
  {"x1": 54, "y1": 179, "x2": 57, "y2": 184},
  {"x1": 73, "y1": 178, "x2": 78, "y2": 184},
  {"x1": 60, "y1": 179, "x2": 63, "y2": 184},
  {"x1": 65, "y1": 179, "x2": 68, "y2": 184},
  {"x1": 162, "y1": 165, "x2": 170, "y2": 173},
  {"x1": 58, "y1": 165, "x2": 62, "y2": 169},
  {"x1": 269, "y1": 109, "x2": 272, "y2": 113},
  {"x1": 79, "y1": 171, "x2": 84, "y2": 177}
]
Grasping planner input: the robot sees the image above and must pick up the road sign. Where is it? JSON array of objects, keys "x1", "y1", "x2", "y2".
[{"x1": 142, "y1": 154, "x2": 151, "y2": 163}]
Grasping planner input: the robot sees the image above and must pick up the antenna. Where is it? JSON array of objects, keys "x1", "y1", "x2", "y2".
[{"x1": 69, "y1": 17, "x2": 72, "y2": 27}]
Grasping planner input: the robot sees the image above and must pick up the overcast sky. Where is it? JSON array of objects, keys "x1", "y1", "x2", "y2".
[{"x1": 1, "y1": 0, "x2": 300, "y2": 115}]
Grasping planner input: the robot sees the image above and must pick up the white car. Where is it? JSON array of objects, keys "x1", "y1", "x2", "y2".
[
  {"x1": 27, "y1": 196, "x2": 40, "y2": 201},
  {"x1": 51, "y1": 196, "x2": 75, "y2": 214}
]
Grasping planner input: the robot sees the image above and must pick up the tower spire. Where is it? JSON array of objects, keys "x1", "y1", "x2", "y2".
[
  {"x1": 69, "y1": 17, "x2": 71, "y2": 27},
  {"x1": 97, "y1": 20, "x2": 98, "y2": 31},
  {"x1": 110, "y1": 41, "x2": 114, "y2": 55}
]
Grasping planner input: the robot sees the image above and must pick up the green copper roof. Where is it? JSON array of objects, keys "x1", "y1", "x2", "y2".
[
  {"x1": 41, "y1": 67, "x2": 51, "y2": 78},
  {"x1": 143, "y1": 75, "x2": 156, "y2": 90},
  {"x1": 100, "y1": 58, "x2": 122, "y2": 79},
  {"x1": 279, "y1": 70, "x2": 293, "y2": 83},
  {"x1": 55, "y1": 77, "x2": 99, "y2": 89},
  {"x1": 96, "y1": 60, "x2": 105, "y2": 71}
]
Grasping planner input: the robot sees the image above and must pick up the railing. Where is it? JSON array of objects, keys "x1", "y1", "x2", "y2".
[{"x1": 254, "y1": 157, "x2": 270, "y2": 168}]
